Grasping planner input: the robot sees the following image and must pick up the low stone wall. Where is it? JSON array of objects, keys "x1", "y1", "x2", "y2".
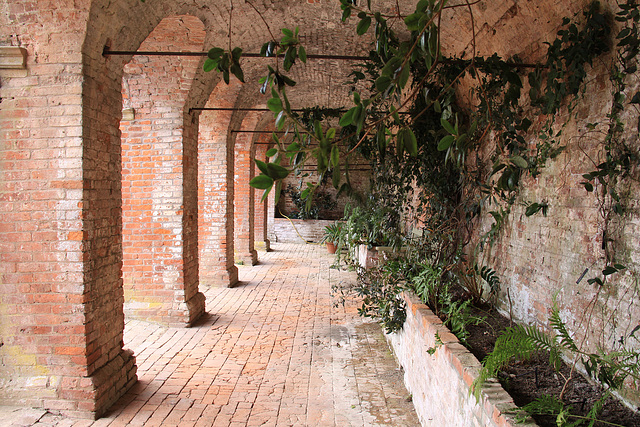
[
  {"x1": 269, "y1": 218, "x2": 335, "y2": 243},
  {"x1": 386, "y1": 292, "x2": 538, "y2": 427}
]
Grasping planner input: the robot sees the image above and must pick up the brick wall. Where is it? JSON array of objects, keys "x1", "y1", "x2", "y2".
[
  {"x1": 387, "y1": 293, "x2": 537, "y2": 427},
  {"x1": 438, "y1": 0, "x2": 640, "y2": 405},
  {"x1": 475, "y1": 59, "x2": 640, "y2": 404}
]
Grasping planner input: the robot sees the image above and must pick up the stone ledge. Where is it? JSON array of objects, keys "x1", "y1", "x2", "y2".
[{"x1": 386, "y1": 291, "x2": 538, "y2": 427}]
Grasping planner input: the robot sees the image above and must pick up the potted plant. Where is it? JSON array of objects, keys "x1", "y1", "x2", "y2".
[{"x1": 320, "y1": 222, "x2": 342, "y2": 254}]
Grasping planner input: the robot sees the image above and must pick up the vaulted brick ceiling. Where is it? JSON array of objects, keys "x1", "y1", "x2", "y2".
[{"x1": 110, "y1": 0, "x2": 593, "y2": 112}]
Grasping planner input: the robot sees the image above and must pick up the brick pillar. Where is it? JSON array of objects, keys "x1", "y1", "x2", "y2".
[
  {"x1": 197, "y1": 80, "x2": 241, "y2": 287},
  {"x1": 254, "y1": 136, "x2": 271, "y2": 252},
  {"x1": 119, "y1": 16, "x2": 205, "y2": 326},
  {"x1": 233, "y1": 114, "x2": 260, "y2": 265},
  {"x1": 267, "y1": 177, "x2": 277, "y2": 243},
  {"x1": 0, "y1": 3, "x2": 137, "y2": 418}
]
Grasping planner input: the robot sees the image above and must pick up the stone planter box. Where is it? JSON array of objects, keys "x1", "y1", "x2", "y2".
[
  {"x1": 386, "y1": 292, "x2": 538, "y2": 427},
  {"x1": 269, "y1": 218, "x2": 336, "y2": 243},
  {"x1": 357, "y1": 245, "x2": 404, "y2": 269}
]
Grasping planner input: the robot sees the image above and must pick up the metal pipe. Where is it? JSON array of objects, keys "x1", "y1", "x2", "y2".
[
  {"x1": 193, "y1": 107, "x2": 345, "y2": 113},
  {"x1": 104, "y1": 46, "x2": 541, "y2": 68},
  {"x1": 103, "y1": 46, "x2": 368, "y2": 61}
]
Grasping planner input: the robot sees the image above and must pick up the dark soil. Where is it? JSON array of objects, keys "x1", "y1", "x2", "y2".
[{"x1": 464, "y1": 303, "x2": 640, "y2": 427}]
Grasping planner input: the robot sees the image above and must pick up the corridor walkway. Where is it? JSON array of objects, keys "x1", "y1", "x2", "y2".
[{"x1": 3, "y1": 243, "x2": 420, "y2": 427}]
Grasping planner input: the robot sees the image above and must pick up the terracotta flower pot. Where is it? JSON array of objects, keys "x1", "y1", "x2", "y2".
[{"x1": 326, "y1": 241, "x2": 337, "y2": 254}]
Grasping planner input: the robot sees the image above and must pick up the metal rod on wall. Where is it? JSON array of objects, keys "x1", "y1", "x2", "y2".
[
  {"x1": 192, "y1": 107, "x2": 346, "y2": 114},
  {"x1": 103, "y1": 47, "x2": 368, "y2": 61},
  {"x1": 103, "y1": 47, "x2": 542, "y2": 69}
]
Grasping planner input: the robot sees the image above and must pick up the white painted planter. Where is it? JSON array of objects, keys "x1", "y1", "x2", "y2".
[{"x1": 386, "y1": 292, "x2": 538, "y2": 427}]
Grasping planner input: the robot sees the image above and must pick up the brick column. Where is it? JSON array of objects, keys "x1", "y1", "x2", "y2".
[
  {"x1": 267, "y1": 178, "x2": 277, "y2": 243},
  {"x1": 197, "y1": 80, "x2": 241, "y2": 287},
  {"x1": 254, "y1": 137, "x2": 271, "y2": 252},
  {"x1": 233, "y1": 114, "x2": 259, "y2": 265},
  {"x1": 0, "y1": 3, "x2": 138, "y2": 418},
  {"x1": 119, "y1": 16, "x2": 205, "y2": 325}
]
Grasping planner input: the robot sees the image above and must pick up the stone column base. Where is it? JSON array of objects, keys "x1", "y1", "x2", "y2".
[
  {"x1": 254, "y1": 239, "x2": 271, "y2": 252},
  {"x1": 201, "y1": 266, "x2": 239, "y2": 288},
  {"x1": 235, "y1": 250, "x2": 258, "y2": 266}
]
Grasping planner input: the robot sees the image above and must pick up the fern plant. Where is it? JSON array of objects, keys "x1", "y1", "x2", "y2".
[{"x1": 473, "y1": 301, "x2": 640, "y2": 425}]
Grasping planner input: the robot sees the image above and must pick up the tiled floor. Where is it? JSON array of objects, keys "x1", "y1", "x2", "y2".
[{"x1": 1, "y1": 243, "x2": 420, "y2": 426}]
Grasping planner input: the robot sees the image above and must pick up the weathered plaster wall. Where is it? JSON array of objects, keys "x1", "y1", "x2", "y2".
[{"x1": 439, "y1": 0, "x2": 640, "y2": 405}]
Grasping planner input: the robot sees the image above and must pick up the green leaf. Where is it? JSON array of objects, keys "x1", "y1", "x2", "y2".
[
  {"x1": 275, "y1": 110, "x2": 286, "y2": 130},
  {"x1": 267, "y1": 97, "x2": 283, "y2": 113},
  {"x1": 231, "y1": 47, "x2": 243, "y2": 61},
  {"x1": 203, "y1": 58, "x2": 217, "y2": 72},
  {"x1": 357, "y1": 16, "x2": 371, "y2": 35},
  {"x1": 326, "y1": 128, "x2": 336, "y2": 140},
  {"x1": 402, "y1": 127, "x2": 418, "y2": 157},
  {"x1": 250, "y1": 174, "x2": 274, "y2": 190},
  {"x1": 298, "y1": 45, "x2": 307, "y2": 63},
  {"x1": 398, "y1": 64, "x2": 410, "y2": 89},
  {"x1": 314, "y1": 120, "x2": 323, "y2": 141},
  {"x1": 274, "y1": 180, "x2": 282, "y2": 205},
  {"x1": 525, "y1": 203, "x2": 540, "y2": 217},
  {"x1": 376, "y1": 127, "x2": 387, "y2": 153},
  {"x1": 281, "y1": 28, "x2": 294, "y2": 37},
  {"x1": 260, "y1": 186, "x2": 272, "y2": 203},
  {"x1": 434, "y1": 100, "x2": 442, "y2": 113},
  {"x1": 438, "y1": 135, "x2": 454, "y2": 151},
  {"x1": 266, "y1": 148, "x2": 277, "y2": 157},
  {"x1": 339, "y1": 107, "x2": 355, "y2": 127},
  {"x1": 230, "y1": 62, "x2": 244, "y2": 82},
  {"x1": 207, "y1": 47, "x2": 224, "y2": 59},
  {"x1": 254, "y1": 159, "x2": 269, "y2": 175},
  {"x1": 331, "y1": 145, "x2": 340, "y2": 168},
  {"x1": 332, "y1": 164, "x2": 341, "y2": 188},
  {"x1": 342, "y1": 7, "x2": 352, "y2": 21},
  {"x1": 375, "y1": 75, "x2": 392, "y2": 93},
  {"x1": 266, "y1": 163, "x2": 289, "y2": 180},
  {"x1": 603, "y1": 266, "x2": 618, "y2": 276},
  {"x1": 390, "y1": 105, "x2": 401, "y2": 125},
  {"x1": 510, "y1": 155, "x2": 529, "y2": 169},
  {"x1": 381, "y1": 56, "x2": 402, "y2": 77},
  {"x1": 404, "y1": 13, "x2": 421, "y2": 31},
  {"x1": 353, "y1": 105, "x2": 365, "y2": 133},
  {"x1": 441, "y1": 118, "x2": 455, "y2": 135}
]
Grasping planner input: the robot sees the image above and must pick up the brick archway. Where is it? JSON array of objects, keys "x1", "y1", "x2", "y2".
[{"x1": 0, "y1": 0, "x2": 382, "y2": 418}]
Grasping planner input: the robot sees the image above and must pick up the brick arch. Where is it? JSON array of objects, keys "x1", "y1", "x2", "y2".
[{"x1": 0, "y1": 0, "x2": 407, "y2": 418}]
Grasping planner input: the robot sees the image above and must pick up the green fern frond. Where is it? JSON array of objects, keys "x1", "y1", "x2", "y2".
[
  {"x1": 472, "y1": 323, "x2": 562, "y2": 399},
  {"x1": 585, "y1": 390, "x2": 610, "y2": 427},
  {"x1": 479, "y1": 265, "x2": 500, "y2": 291},
  {"x1": 550, "y1": 304, "x2": 578, "y2": 352},
  {"x1": 522, "y1": 325, "x2": 564, "y2": 371},
  {"x1": 515, "y1": 394, "x2": 565, "y2": 423}
]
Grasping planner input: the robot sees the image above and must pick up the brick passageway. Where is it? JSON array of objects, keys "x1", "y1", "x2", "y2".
[{"x1": 2, "y1": 243, "x2": 419, "y2": 426}]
